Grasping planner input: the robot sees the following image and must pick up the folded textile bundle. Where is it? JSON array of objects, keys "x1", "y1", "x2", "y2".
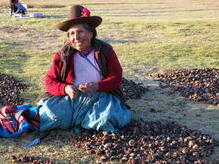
[
  {"x1": 12, "y1": 13, "x2": 45, "y2": 18},
  {"x1": 0, "y1": 104, "x2": 40, "y2": 137}
]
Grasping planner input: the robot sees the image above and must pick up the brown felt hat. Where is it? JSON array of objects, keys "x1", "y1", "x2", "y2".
[{"x1": 57, "y1": 5, "x2": 102, "y2": 31}]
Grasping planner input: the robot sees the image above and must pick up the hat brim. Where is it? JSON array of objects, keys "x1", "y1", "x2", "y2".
[{"x1": 57, "y1": 16, "x2": 102, "y2": 31}]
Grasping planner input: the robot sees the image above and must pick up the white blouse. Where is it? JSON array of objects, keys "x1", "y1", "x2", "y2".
[{"x1": 73, "y1": 50, "x2": 102, "y2": 87}]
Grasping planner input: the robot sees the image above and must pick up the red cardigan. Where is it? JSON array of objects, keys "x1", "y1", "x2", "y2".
[{"x1": 45, "y1": 48, "x2": 123, "y2": 95}]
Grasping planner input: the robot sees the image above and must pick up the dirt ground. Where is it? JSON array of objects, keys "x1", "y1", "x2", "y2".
[{"x1": 127, "y1": 73, "x2": 219, "y2": 162}]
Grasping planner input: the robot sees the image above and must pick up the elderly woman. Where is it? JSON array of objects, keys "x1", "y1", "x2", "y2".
[{"x1": 38, "y1": 5, "x2": 131, "y2": 133}]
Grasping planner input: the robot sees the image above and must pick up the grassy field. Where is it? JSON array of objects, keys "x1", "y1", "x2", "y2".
[{"x1": 0, "y1": 0, "x2": 219, "y2": 163}]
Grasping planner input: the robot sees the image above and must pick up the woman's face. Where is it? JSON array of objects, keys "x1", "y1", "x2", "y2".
[{"x1": 68, "y1": 24, "x2": 93, "y2": 52}]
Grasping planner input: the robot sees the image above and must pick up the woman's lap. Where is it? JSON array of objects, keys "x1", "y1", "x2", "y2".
[{"x1": 38, "y1": 92, "x2": 131, "y2": 133}]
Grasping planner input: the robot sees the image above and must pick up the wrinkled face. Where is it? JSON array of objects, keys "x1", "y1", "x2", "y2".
[{"x1": 68, "y1": 24, "x2": 93, "y2": 52}]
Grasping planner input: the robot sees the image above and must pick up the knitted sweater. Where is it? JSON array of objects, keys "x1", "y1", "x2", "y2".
[{"x1": 44, "y1": 39, "x2": 127, "y2": 105}]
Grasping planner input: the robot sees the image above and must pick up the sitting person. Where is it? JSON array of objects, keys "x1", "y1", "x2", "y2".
[
  {"x1": 37, "y1": 5, "x2": 132, "y2": 133},
  {"x1": 10, "y1": 0, "x2": 27, "y2": 16}
]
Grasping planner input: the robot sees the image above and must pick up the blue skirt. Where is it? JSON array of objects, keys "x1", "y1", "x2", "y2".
[{"x1": 38, "y1": 92, "x2": 132, "y2": 133}]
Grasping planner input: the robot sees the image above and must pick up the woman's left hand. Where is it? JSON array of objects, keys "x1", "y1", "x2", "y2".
[{"x1": 78, "y1": 82, "x2": 99, "y2": 93}]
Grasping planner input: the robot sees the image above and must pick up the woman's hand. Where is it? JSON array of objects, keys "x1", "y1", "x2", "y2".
[
  {"x1": 65, "y1": 85, "x2": 78, "y2": 99},
  {"x1": 78, "y1": 82, "x2": 99, "y2": 93}
]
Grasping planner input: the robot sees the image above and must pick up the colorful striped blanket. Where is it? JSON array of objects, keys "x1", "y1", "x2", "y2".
[{"x1": 0, "y1": 104, "x2": 40, "y2": 137}]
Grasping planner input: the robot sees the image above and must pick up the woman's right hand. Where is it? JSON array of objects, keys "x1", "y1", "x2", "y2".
[{"x1": 64, "y1": 85, "x2": 78, "y2": 100}]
